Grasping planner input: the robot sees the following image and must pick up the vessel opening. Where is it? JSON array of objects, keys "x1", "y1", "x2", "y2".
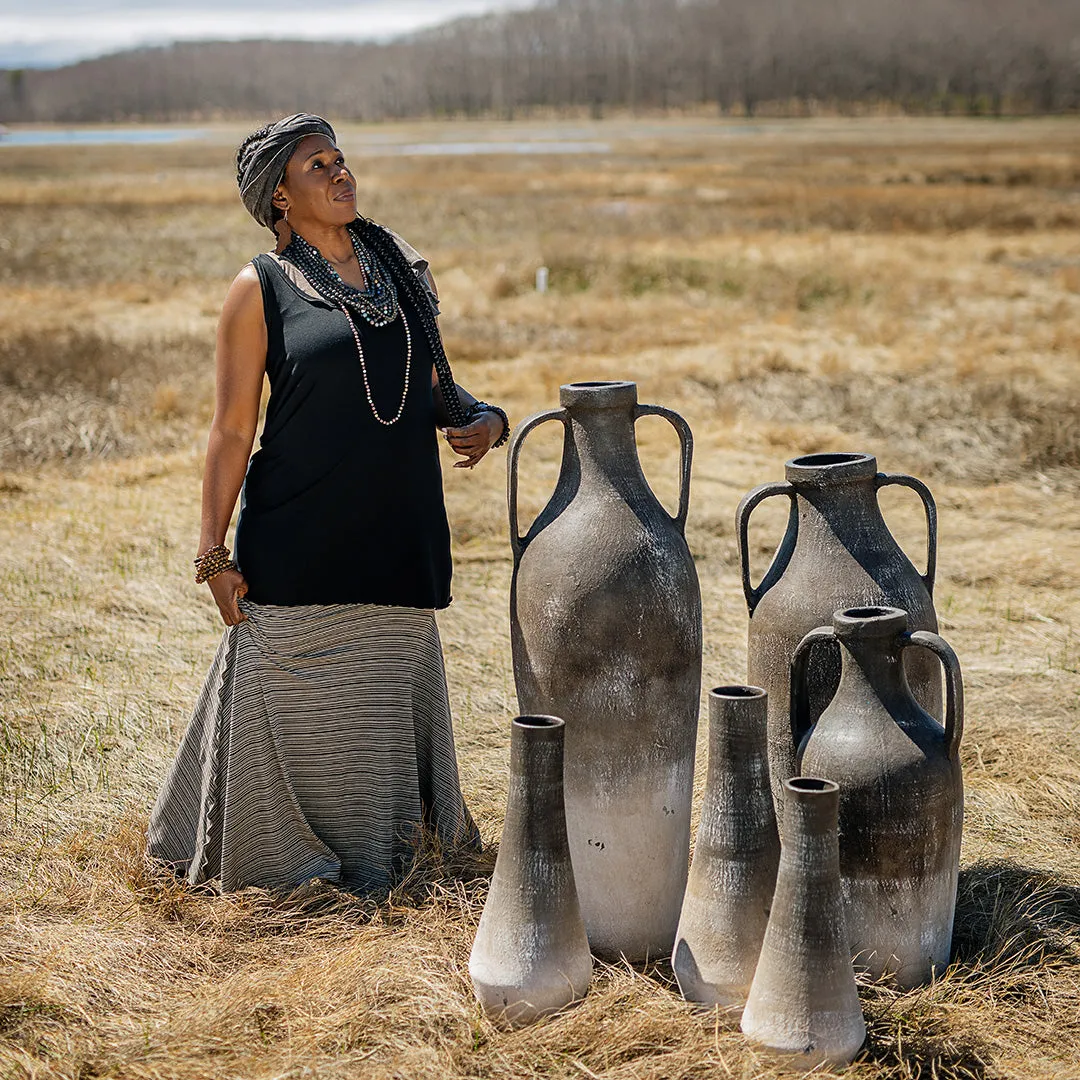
[
  {"x1": 787, "y1": 776, "x2": 839, "y2": 794},
  {"x1": 514, "y1": 715, "x2": 564, "y2": 729},
  {"x1": 711, "y1": 685, "x2": 766, "y2": 698},
  {"x1": 842, "y1": 606, "x2": 900, "y2": 620},
  {"x1": 790, "y1": 452, "x2": 868, "y2": 467}
]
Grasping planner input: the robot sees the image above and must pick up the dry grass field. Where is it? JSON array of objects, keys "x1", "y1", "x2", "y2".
[{"x1": 1, "y1": 116, "x2": 1079, "y2": 1080}]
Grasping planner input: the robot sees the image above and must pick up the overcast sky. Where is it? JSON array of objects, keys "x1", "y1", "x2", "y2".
[{"x1": 0, "y1": 0, "x2": 540, "y2": 68}]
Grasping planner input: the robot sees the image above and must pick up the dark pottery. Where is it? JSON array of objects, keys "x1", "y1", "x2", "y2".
[
  {"x1": 736, "y1": 452, "x2": 940, "y2": 829},
  {"x1": 469, "y1": 716, "x2": 592, "y2": 1026},
  {"x1": 741, "y1": 777, "x2": 866, "y2": 1067},
  {"x1": 794, "y1": 606, "x2": 964, "y2": 988},
  {"x1": 673, "y1": 686, "x2": 779, "y2": 1009},
  {"x1": 508, "y1": 380, "x2": 702, "y2": 960}
]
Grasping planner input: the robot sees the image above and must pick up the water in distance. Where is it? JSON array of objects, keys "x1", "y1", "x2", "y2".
[{"x1": 0, "y1": 128, "x2": 206, "y2": 147}]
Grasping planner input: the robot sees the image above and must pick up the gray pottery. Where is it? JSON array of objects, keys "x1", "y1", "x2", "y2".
[
  {"x1": 673, "y1": 686, "x2": 779, "y2": 1010},
  {"x1": 736, "y1": 451, "x2": 940, "y2": 829},
  {"x1": 508, "y1": 380, "x2": 702, "y2": 961},
  {"x1": 741, "y1": 777, "x2": 866, "y2": 1067},
  {"x1": 794, "y1": 606, "x2": 964, "y2": 988},
  {"x1": 469, "y1": 715, "x2": 592, "y2": 1027}
]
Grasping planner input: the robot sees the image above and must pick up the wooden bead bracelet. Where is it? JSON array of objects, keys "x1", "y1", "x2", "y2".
[{"x1": 194, "y1": 544, "x2": 237, "y2": 584}]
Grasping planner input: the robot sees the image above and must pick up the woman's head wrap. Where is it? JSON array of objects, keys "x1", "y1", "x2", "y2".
[{"x1": 235, "y1": 113, "x2": 337, "y2": 229}]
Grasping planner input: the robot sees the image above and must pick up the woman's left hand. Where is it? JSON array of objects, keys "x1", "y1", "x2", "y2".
[{"x1": 442, "y1": 412, "x2": 505, "y2": 468}]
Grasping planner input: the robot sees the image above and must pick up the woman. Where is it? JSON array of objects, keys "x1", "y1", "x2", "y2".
[{"x1": 147, "y1": 114, "x2": 507, "y2": 893}]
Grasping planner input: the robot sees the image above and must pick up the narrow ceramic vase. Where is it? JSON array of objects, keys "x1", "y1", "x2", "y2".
[
  {"x1": 741, "y1": 777, "x2": 866, "y2": 1068},
  {"x1": 794, "y1": 605, "x2": 964, "y2": 988},
  {"x1": 469, "y1": 715, "x2": 592, "y2": 1027},
  {"x1": 736, "y1": 452, "x2": 940, "y2": 831},
  {"x1": 508, "y1": 380, "x2": 702, "y2": 961},
  {"x1": 673, "y1": 686, "x2": 779, "y2": 1009}
]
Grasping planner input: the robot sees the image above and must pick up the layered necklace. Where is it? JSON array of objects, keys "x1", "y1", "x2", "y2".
[{"x1": 283, "y1": 223, "x2": 410, "y2": 425}]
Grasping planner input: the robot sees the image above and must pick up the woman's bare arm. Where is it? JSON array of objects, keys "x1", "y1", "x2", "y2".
[{"x1": 199, "y1": 264, "x2": 267, "y2": 624}]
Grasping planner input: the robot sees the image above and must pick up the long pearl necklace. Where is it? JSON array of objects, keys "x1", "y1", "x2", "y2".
[
  {"x1": 280, "y1": 224, "x2": 410, "y2": 426},
  {"x1": 340, "y1": 303, "x2": 411, "y2": 426}
]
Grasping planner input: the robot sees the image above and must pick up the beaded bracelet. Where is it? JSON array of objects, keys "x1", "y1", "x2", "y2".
[
  {"x1": 469, "y1": 401, "x2": 510, "y2": 448},
  {"x1": 194, "y1": 544, "x2": 237, "y2": 585}
]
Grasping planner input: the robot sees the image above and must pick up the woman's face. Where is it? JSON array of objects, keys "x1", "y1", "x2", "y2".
[{"x1": 273, "y1": 133, "x2": 356, "y2": 229}]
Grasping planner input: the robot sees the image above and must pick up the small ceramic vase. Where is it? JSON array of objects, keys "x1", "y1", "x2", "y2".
[
  {"x1": 794, "y1": 605, "x2": 964, "y2": 988},
  {"x1": 741, "y1": 777, "x2": 866, "y2": 1068},
  {"x1": 469, "y1": 715, "x2": 592, "y2": 1027},
  {"x1": 673, "y1": 686, "x2": 779, "y2": 1009}
]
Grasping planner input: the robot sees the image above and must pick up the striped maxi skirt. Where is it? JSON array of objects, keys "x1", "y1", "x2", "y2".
[{"x1": 147, "y1": 600, "x2": 479, "y2": 892}]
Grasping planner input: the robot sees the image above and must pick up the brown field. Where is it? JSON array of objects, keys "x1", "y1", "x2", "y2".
[{"x1": 1, "y1": 116, "x2": 1079, "y2": 1080}]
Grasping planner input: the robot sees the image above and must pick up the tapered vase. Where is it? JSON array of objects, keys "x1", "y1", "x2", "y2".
[
  {"x1": 794, "y1": 606, "x2": 965, "y2": 988},
  {"x1": 673, "y1": 686, "x2": 779, "y2": 1010},
  {"x1": 469, "y1": 715, "x2": 592, "y2": 1027},
  {"x1": 741, "y1": 777, "x2": 866, "y2": 1068},
  {"x1": 508, "y1": 380, "x2": 702, "y2": 961}
]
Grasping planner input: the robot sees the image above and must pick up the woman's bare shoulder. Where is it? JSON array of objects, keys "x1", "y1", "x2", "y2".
[
  {"x1": 216, "y1": 262, "x2": 268, "y2": 352},
  {"x1": 220, "y1": 262, "x2": 263, "y2": 318},
  {"x1": 229, "y1": 260, "x2": 262, "y2": 294}
]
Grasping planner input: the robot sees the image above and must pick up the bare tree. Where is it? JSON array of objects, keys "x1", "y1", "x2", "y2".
[{"x1": 1, "y1": 0, "x2": 1077, "y2": 124}]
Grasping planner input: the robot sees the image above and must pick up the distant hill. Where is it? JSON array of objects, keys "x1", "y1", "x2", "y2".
[{"x1": 2, "y1": 0, "x2": 1078, "y2": 123}]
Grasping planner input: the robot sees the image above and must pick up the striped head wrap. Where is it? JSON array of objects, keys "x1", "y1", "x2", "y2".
[{"x1": 235, "y1": 113, "x2": 336, "y2": 230}]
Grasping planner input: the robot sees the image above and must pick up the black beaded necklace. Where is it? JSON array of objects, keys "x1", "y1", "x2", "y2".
[{"x1": 282, "y1": 224, "x2": 399, "y2": 327}]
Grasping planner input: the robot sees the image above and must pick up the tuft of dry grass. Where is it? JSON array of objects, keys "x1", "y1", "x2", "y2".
[{"x1": 2, "y1": 116, "x2": 1079, "y2": 1080}]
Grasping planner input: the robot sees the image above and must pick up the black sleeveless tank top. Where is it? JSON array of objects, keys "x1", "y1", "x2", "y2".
[{"x1": 234, "y1": 254, "x2": 452, "y2": 608}]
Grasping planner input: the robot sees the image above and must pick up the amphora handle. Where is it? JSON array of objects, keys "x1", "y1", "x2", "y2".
[
  {"x1": 507, "y1": 408, "x2": 566, "y2": 563},
  {"x1": 789, "y1": 625, "x2": 836, "y2": 756},
  {"x1": 875, "y1": 472, "x2": 938, "y2": 595},
  {"x1": 634, "y1": 403, "x2": 693, "y2": 533},
  {"x1": 736, "y1": 481, "x2": 796, "y2": 615},
  {"x1": 904, "y1": 630, "x2": 964, "y2": 758}
]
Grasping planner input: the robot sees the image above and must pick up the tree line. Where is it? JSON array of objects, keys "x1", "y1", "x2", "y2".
[{"x1": 2, "y1": 0, "x2": 1079, "y2": 123}]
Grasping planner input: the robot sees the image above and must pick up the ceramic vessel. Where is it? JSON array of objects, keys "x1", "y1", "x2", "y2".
[
  {"x1": 508, "y1": 380, "x2": 702, "y2": 960},
  {"x1": 741, "y1": 777, "x2": 866, "y2": 1068},
  {"x1": 736, "y1": 452, "x2": 940, "y2": 828},
  {"x1": 793, "y1": 605, "x2": 964, "y2": 988},
  {"x1": 469, "y1": 715, "x2": 592, "y2": 1027},
  {"x1": 673, "y1": 686, "x2": 779, "y2": 1009}
]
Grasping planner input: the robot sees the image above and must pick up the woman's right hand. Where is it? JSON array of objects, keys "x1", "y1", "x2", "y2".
[{"x1": 208, "y1": 568, "x2": 250, "y2": 626}]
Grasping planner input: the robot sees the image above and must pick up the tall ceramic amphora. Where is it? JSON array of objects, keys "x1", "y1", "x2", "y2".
[
  {"x1": 508, "y1": 380, "x2": 702, "y2": 961},
  {"x1": 736, "y1": 452, "x2": 940, "y2": 827},
  {"x1": 793, "y1": 606, "x2": 964, "y2": 989},
  {"x1": 469, "y1": 716, "x2": 592, "y2": 1027},
  {"x1": 673, "y1": 686, "x2": 779, "y2": 1009}
]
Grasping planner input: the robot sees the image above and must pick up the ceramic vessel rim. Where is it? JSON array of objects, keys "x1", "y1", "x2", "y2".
[
  {"x1": 785, "y1": 776, "x2": 840, "y2": 795},
  {"x1": 710, "y1": 684, "x2": 766, "y2": 699},
  {"x1": 559, "y1": 380, "x2": 638, "y2": 408},
  {"x1": 513, "y1": 714, "x2": 565, "y2": 730},
  {"x1": 563, "y1": 380, "x2": 636, "y2": 390},
  {"x1": 833, "y1": 605, "x2": 908, "y2": 637},
  {"x1": 784, "y1": 451, "x2": 877, "y2": 484}
]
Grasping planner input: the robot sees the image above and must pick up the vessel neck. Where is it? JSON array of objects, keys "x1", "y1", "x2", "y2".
[
  {"x1": 795, "y1": 476, "x2": 887, "y2": 540},
  {"x1": 837, "y1": 634, "x2": 908, "y2": 704},
  {"x1": 707, "y1": 690, "x2": 768, "y2": 779},
  {"x1": 782, "y1": 784, "x2": 840, "y2": 880},
  {"x1": 565, "y1": 407, "x2": 646, "y2": 487}
]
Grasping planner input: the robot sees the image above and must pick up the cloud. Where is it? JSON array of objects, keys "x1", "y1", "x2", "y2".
[{"x1": 0, "y1": 0, "x2": 539, "y2": 67}]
